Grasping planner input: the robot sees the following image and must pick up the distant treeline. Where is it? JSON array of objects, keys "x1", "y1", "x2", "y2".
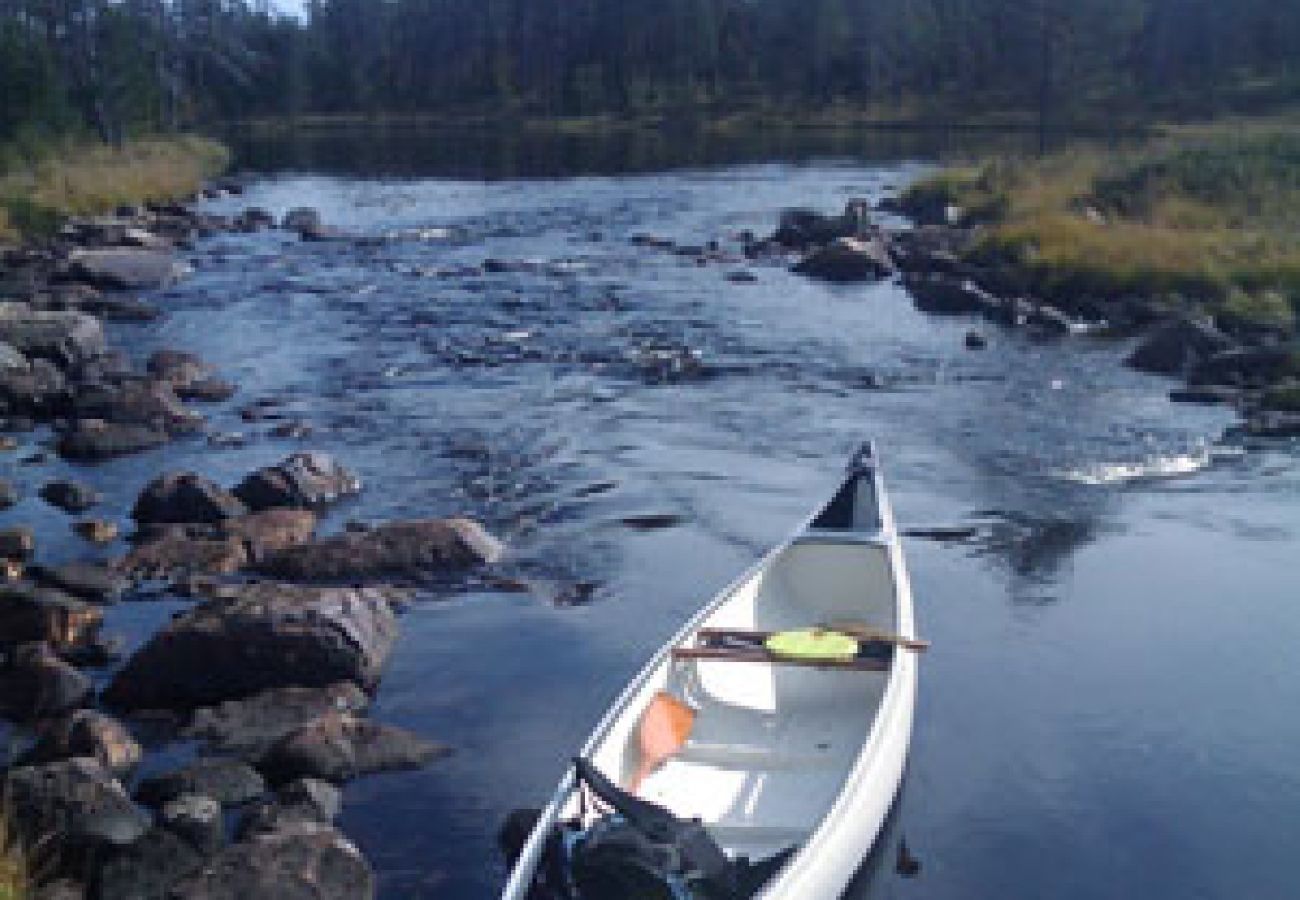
[{"x1": 3, "y1": 0, "x2": 1299, "y2": 147}]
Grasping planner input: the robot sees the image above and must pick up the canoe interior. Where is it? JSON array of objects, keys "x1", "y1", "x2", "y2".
[{"x1": 584, "y1": 534, "x2": 899, "y2": 863}]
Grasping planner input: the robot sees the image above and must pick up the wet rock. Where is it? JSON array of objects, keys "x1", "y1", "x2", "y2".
[
  {"x1": 104, "y1": 583, "x2": 400, "y2": 709},
  {"x1": 96, "y1": 826, "x2": 206, "y2": 900},
  {"x1": 258, "y1": 712, "x2": 450, "y2": 784},
  {"x1": 903, "y1": 272, "x2": 1000, "y2": 315},
  {"x1": 0, "y1": 525, "x2": 35, "y2": 559},
  {"x1": 58, "y1": 419, "x2": 169, "y2": 461},
  {"x1": 167, "y1": 820, "x2": 374, "y2": 900},
  {"x1": 177, "y1": 377, "x2": 237, "y2": 403},
  {"x1": 136, "y1": 758, "x2": 266, "y2": 808},
  {"x1": 1189, "y1": 346, "x2": 1300, "y2": 388},
  {"x1": 40, "y1": 478, "x2": 103, "y2": 513},
  {"x1": 964, "y1": 330, "x2": 987, "y2": 350},
  {"x1": 75, "y1": 519, "x2": 121, "y2": 544},
  {"x1": 1169, "y1": 385, "x2": 1243, "y2": 405},
  {"x1": 3, "y1": 757, "x2": 150, "y2": 849},
  {"x1": 0, "y1": 304, "x2": 106, "y2": 369},
  {"x1": 0, "y1": 478, "x2": 16, "y2": 509},
  {"x1": 267, "y1": 420, "x2": 312, "y2": 439},
  {"x1": 0, "y1": 582, "x2": 103, "y2": 649},
  {"x1": 220, "y1": 509, "x2": 318, "y2": 562},
  {"x1": 254, "y1": 518, "x2": 504, "y2": 581},
  {"x1": 771, "y1": 201, "x2": 872, "y2": 249},
  {"x1": 184, "y1": 682, "x2": 369, "y2": 758},
  {"x1": 29, "y1": 562, "x2": 128, "y2": 603},
  {"x1": 148, "y1": 349, "x2": 212, "y2": 387},
  {"x1": 1126, "y1": 318, "x2": 1236, "y2": 376},
  {"x1": 0, "y1": 642, "x2": 94, "y2": 719},
  {"x1": 16, "y1": 709, "x2": 143, "y2": 777},
  {"x1": 282, "y1": 208, "x2": 322, "y2": 234},
  {"x1": 133, "y1": 472, "x2": 249, "y2": 525},
  {"x1": 299, "y1": 222, "x2": 350, "y2": 242},
  {"x1": 116, "y1": 531, "x2": 248, "y2": 579},
  {"x1": 0, "y1": 358, "x2": 71, "y2": 415},
  {"x1": 70, "y1": 379, "x2": 203, "y2": 433},
  {"x1": 1243, "y1": 410, "x2": 1300, "y2": 438},
  {"x1": 160, "y1": 794, "x2": 224, "y2": 855},
  {"x1": 232, "y1": 452, "x2": 362, "y2": 511},
  {"x1": 791, "y1": 236, "x2": 894, "y2": 282},
  {"x1": 238, "y1": 778, "x2": 341, "y2": 838},
  {"x1": 67, "y1": 248, "x2": 188, "y2": 290},
  {"x1": 725, "y1": 271, "x2": 758, "y2": 284},
  {"x1": 235, "y1": 208, "x2": 276, "y2": 232}
]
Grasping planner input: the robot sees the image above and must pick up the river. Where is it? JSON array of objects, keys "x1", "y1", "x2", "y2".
[{"x1": 95, "y1": 127, "x2": 1300, "y2": 897}]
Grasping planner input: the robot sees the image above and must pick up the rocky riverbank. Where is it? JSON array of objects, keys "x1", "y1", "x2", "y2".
[
  {"x1": 0, "y1": 193, "x2": 503, "y2": 898},
  {"x1": 725, "y1": 197, "x2": 1300, "y2": 440}
]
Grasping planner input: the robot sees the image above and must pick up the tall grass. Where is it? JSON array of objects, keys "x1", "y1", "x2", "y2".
[
  {"x1": 0, "y1": 135, "x2": 228, "y2": 240},
  {"x1": 0, "y1": 804, "x2": 29, "y2": 900},
  {"x1": 905, "y1": 116, "x2": 1300, "y2": 324}
]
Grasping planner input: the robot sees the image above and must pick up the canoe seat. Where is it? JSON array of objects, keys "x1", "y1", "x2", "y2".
[{"x1": 677, "y1": 740, "x2": 838, "y2": 770}]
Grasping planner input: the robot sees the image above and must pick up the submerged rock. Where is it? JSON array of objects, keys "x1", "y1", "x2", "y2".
[
  {"x1": 184, "y1": 682, "x2": 369, "y2": 758},
  {"x1": 257, "y1": 712, "x2": 450, "y2": 785},
  {"x1": 104, "y1": 583, "x2": 400, "y2": 709},
  {"x1": 58, "y1": 419, "x2": 168, "y2": 461},
  {"x1": 253, "y1": 518, "x2": 504, "y2": 581}
]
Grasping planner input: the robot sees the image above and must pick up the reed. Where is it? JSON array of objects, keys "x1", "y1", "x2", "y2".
[{"x1": 0, "y1": 135, "x2": 228, "y2": 240}]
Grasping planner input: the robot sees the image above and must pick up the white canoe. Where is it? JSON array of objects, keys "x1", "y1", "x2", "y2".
[{"x1": 502, "y1": 444, "x2": 919, "y2": 900}]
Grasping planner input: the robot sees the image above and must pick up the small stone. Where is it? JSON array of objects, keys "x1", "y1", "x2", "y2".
[
  {"x1": 160, "y1": 794, "x2": 225, "y2": 854},
  {"x1": 74, "y1": 519, "x2": 120, "y2": 544},
  {"x1": 40, "y1": 479, "x2": 104, "y2": 513},
  {"x1": 0, "y1": 525, "x2": 35, "y2": 559},
  {"x1": 964, "y1": 331, "x2": 988, "y2": 350}
]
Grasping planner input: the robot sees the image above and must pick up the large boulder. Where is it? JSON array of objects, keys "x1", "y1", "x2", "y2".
[
  {"x1": 0, "y1": 642, "x2": 94, "y2": 720},
  {"x1": 103, "y1": 584, "x2": 401, "y2": 709},
  {"x1": 133, "y1": 473, "x2": 249, "y2": 525},
  {"x1": 233, "y1": 453, "x2": 361, "y2": 511},
  {"x1": 0, "y1": 304, "x2": 105, "y2": 369},
  {"x1": 791, "y1": 236, "x2": 894, "y2": 282},
  {"x1": 136, "y1": 758, "x2": 267, "y2": 808},
  {"x1": 257, "y1": 712, "x2": 450, "y2": 785},
  {"x1": 67, "y1": 248, "x2": 189, "y2": 290},
  {"x1": 16, "y1": 709, "x2": 143, "y2": 777},
  {"x1": 3, "y1": 757, "x2": 150, "y2": 850},
  {"x1": 166, "y1": 820, "x2": 374, "y2": 900},
  {"x1": 1126, "y1": 318, "x2": 1236, "y2": 376},
  {"x1": 253, "y1": 518, "x2": 504, "y2": 581},
  {"x1": 184, "y1": 682, "x2": 369, "y2": 758},
  {"x1": 58, "y1": 419, "x2": 169, "y2": 461},
  {"x1": 95, "y1": 827, "x2": 207, "y2": 900}
]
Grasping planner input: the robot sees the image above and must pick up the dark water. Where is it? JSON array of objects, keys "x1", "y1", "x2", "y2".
[{"x1": 21, "y1": 131, "x2": 1299, "y2": 898}]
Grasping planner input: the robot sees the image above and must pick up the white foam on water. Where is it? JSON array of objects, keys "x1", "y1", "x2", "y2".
[{"x1": 1054, "y1": 446, "x2": 1218, "y2": 485}]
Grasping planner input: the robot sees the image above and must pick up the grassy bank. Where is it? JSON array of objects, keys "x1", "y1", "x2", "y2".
[
  {"x1": 0, "y1": 806, "x2": 28, "y2": 900},
  {"x1": 0, "y1": 136, "x2": 229, "y2": 241},
  {"x1": 904, "y1": 115, "x2": 1300, "y2": 329}
]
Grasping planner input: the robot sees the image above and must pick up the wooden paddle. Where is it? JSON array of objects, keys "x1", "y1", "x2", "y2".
[
  {"x1": 823, "y1": 621, "x2": 930, "y2": 652},
  {"x1": 627, "y1": 691, "x2": 696, "y2": 793}
]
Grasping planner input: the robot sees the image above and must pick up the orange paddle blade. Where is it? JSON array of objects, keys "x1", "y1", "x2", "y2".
[{"x1": 628, "y1": 691, "x2": 696, "y2": 792}]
